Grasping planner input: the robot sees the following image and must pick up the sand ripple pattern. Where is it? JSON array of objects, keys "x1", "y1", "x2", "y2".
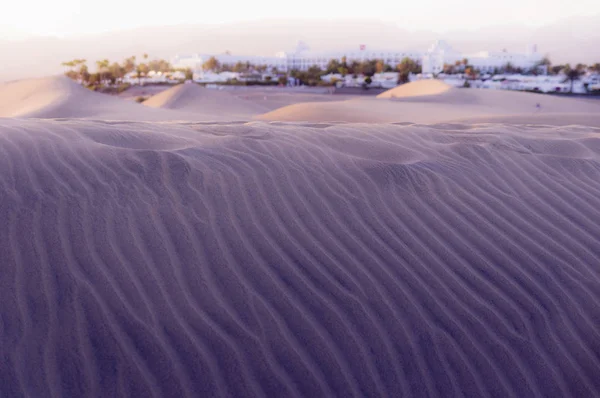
[{"x1": 1, "y1": 119, "x2": 600, "y2": 397}]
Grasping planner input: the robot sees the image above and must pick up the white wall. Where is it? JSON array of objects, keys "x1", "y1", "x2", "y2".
[
  {"x1": 422, "y1": 42, "x2": 544, "y2": 74},
  {"x1": 173, "y1": 49, "x2": 424, "y2": 73}
]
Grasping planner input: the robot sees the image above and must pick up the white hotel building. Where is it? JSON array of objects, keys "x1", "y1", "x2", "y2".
[
  {"x1": 172, "y1": 42, "x2": 423, "y2": 73},
  {"x1": 421, "y1": 40, "x2": 544, "y2": 74},
  {"x1": 172, "y1": 41, "x2": 543, "y2": 74}
]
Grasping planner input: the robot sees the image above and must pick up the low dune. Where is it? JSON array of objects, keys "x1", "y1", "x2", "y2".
[
  {"x1": 258, "y1": 84, "x2": 600, "y2": 124},
  {"x1": 233, "y1": 90, "x2": 350, "y2": 112},
  {"x1": 0, "y1": 76, "x2": 188, "y2": 121},
  {"x1": 1, "y1": 117, "x2": 600, "y2": 397},
  {"x1": 255, "y1": 98, "x2": 487, "y2": 123},
  {"x1": 143, "y1": 84, "x2": 268, "y2": 120},
  {"x1": 376, "y1": 79, "x2": 453, "y2": 99},
  {"x1": 0, "y1": 77, "x2": 249, "y2": 122},
  {"x1": 0, "y1": 77, "x2": 66, "y2": 118}
]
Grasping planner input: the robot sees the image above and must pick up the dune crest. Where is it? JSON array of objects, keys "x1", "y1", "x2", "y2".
[
  {"x1": 143, "y1": 83, "x2": 268, "y2": 120},
  {"x1": 0, "y1": 76, "x2": 73, "y2": 118},
  {"x1": 376, "y1": 79, "x2": 454, "y2": 99},
  {"x1": 257, "y1": 84, "x2": 600, "y2": 124},
  {"x1": 1, "y1": 118, "x2": 600, "y2": 397},
  {"x1": 0, "y1": 77, "x2": 219, "y2": 121}
]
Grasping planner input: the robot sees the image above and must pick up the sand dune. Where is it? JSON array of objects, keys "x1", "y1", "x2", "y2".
[
  {"x1": 0, "y1": 77, "x2": 244, "y2": 122},
  {"x1": 233, "y1": 90, "x2": 350, "y2": 112},
  {"x1": 0, "y1": 76, "x2": 184, "y2": 121},
  {"x1": 6, "y1": 77, "x2": 598, "y2": 127},
  {"x1": 0, "y1": 77, "x2": 66, "y2": 118},
  {"x1": 376, "y1": 79, "x2": 453, "y2": 99},
  {"x1": 143, "y1": 84, "x2": 269, "y2": 120},
  {"x1": 1, "y1": 118, "x2": 600, "y2": 397},
  {"x1": 255, "y1": 97, "x2": 488, "y2": 123},
  {"x1": 258, "y1": 81, "x2": 600, "y2": 124}
]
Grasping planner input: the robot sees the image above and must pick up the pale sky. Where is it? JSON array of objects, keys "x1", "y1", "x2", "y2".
[{"x1": 2, "y1": 0, "x2": 599, "y2": 38}]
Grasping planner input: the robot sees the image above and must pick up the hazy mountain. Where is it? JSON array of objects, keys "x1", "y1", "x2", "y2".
[{"x1": 1, "y1": 16, "x2": 599, "y2": 82}]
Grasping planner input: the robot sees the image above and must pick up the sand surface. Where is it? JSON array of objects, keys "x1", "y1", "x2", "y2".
[
  {"x1": 0, "y1": 76, "x2": 182, "y2": 121},
  {"x1": 2, "y1": 77, "x2": 600, "y2": 397},
  {"x1": 376, "y1": 79, "x2": 453, "y2": 99},
  {"x1": 258, "y1": 81, "x2": 600, "y2": 125},
  {"x1": 235, "y1": 90, "x2": 350, "y2": 111},
  {"x1": 0, "y1": 77, "x2": 251, "y2": 122},
  {"x1": 142, "y1": 84, "x2": 270, "y2": 120},
  {"x1": 117, "y1": 85, "x2": 174, "y2": 101}
]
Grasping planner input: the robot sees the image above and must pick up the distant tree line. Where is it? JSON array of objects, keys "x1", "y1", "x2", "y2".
[
  {"x1": 200, "y1": 55, "x2": 423, "y2": 86},
  {"x1": 64, "y1": 52, "x2": 600, "y2": 90},
  {"x1": 443, "y1": 57, "x2": 600, "y2": 90},
  {"x1": 61, "y1": 54, "x2": 191, "y2": 89}
]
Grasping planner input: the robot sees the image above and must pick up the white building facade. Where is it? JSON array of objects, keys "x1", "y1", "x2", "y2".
[
  {"x1": 421, "y1": 40, "x2": 544, "y2": 75},
  {"x1": 172, "y1": 53, "x2": 288, "y2": 73},
  {"x1": 172, "y1": 42, "x2": 423, "y2": 73},
  {"x1": 173, "y1": 41, "x2": 545, "y2": 75},
  {"x1": 282, "y1": 48, "x2": 423, "y2": 72}
]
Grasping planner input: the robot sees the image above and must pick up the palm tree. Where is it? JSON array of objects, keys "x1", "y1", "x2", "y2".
[
  {"x1": 563, "y1": 64, "x2": 585, "y2": 93},
  {"x1": 78, "y1": 64, "x2": 89, "y2": 85},
  {"x1": 443, "y1": 63, "x2": 455, "y2": 74},
  {"x1": 136, "y1": 63, "x2": 148, "y2": 84},
  {"x1": 326, "y1": 59, "x2": 341, "y2": 74},
  {"x1": 349, "y1": 60, "x2": 361, "y2": 75},
  {"x1": 122, "y1": 56, "x2": 136, "y2": 74},
  {"x1": 61, "y1": 60, "x2": 77, "y2": 81},
  {"x1": 551, "y1": 65, "x2": 565, "y2": 75},
  {"x1": 232, "y1": 61, "x2": 246, "y2": 73},
  {"x1": 203, "y1": 56, "x2": 221, "y2": 72},
  {"x1": 465, "y1": 66, "x2": 478, "y2": 80},
  {"x1": 531, "y1": 56, "x2": 552, "y2": 75},
  {"x1": 256, "y1": 64, "x2": 268, "y2": 73},
  {"x1": 61, "y1": 60, "x2": 77, "y2": 75},
  {"x1": 396, "y1": 57, "x2": 421, "y2": 83},
  {"x1": 76, "y1": 60, "x2": 88, "y2": 84},
  {"x1": 95, "y1": 59, "x2": 110, "y2": 84},
  {"x1": 62, "y1": 59, "x2": 89, "y2": 81},
  {"x1": 109, "y1": 62, "x2": 125, "y2": 84},
  {"x1": 503, "y1": 62, "x2": 517, "y2": 74}
]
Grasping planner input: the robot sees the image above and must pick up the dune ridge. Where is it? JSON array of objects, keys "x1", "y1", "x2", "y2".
[
  {"x1": 1, "y1": 118, "x2": 600, "y2": 397},
  {"x1": 0, "y1": 76, "x2": 160, "y2": 120},
  {"x1": 376, "y1": 79, "x2": 453, "y2": 99},
  {"x1": 0, "y1": 76, "x2": 73, "y2": 118},
  {"x1": 257, "y1": 80, "x2": 600, "y2": 125},
  {"x1": 0, "y1": 76, "x2": 227, "y2": 121},
  {"x1": 143, "y1": 84, "x2": 268, "y2": 120}
]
